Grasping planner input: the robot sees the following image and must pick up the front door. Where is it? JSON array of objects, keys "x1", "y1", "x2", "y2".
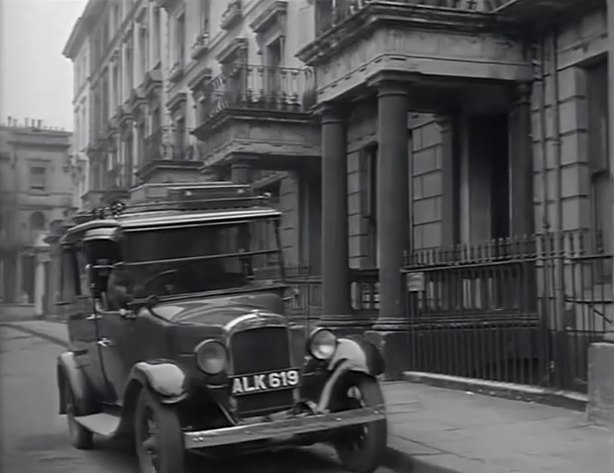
[{"x1": 96, "y1": 310, "x2": 137, "y2": 405}]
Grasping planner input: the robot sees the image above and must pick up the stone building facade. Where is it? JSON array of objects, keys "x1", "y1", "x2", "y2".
[
  {"x1": 297, "y1": 0, "x2": 612, "y2": 388},
  {"x1": 0, "y1": 119, "x2": 77, "y2": 318},
  {"x1": 64, "y1": 0, "x2": 319, "y2": 272}
]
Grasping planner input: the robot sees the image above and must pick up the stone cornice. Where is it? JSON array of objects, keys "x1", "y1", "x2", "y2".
[
  {"x1": 215, "y1": 38, "x2": 248, "y2": 64},
  {"x1": 166, "y1": 91, "x2": 187, "y2": 113},
  {"x1": 249, "y1": 1, "x2": 287, "y2": 33},
  {"x1": 296, "y1": 2, "x2": 521, "y2": 66}
]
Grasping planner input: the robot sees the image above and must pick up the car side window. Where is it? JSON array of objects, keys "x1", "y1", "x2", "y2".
[
  {"x1": 74, "y1": 244, "x2": 90, "y2": 297},
  {"x1": 59, "y1": 248, "x2": 79, "y2": 303}
]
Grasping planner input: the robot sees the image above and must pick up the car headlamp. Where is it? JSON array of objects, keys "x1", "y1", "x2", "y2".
[
  {"x1": 307, "y1": 328, "x2": 338, "y2": 360},
  {"x1": 194, "y1": 339, "x2": 228, "y2": 375}
]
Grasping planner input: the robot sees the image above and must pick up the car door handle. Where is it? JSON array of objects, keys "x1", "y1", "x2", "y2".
[
  {"x1": 86, "y1": 314, "x2": 102, "y2": 320},
  {"x1": 97, "y1": 337, "x2": 114, "y2": 348}
]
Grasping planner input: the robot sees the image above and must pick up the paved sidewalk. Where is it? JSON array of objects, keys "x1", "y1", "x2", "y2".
[{"x1": 4, "y1": 320, "x2": 614, "y2": 473}]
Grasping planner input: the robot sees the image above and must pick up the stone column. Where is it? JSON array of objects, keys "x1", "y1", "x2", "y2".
[
  {"x1": 318, "y1": 103, "x2": 351, "y2": 318},
  {"x1": 231, "y1": 162, "x2": 251, "y2": 184},
  {"x1": 364, "y1": 76, "x2": 411, "y2": 380},
  {"x1": 373, "y1": 78, "x2": 410, "y2": 326},
  {"x1": 509, "y1": 81, "x2": 534, "y2": 237},
  {"x1": 34, "y1": 253, "x2": 45, "y2": 317}
]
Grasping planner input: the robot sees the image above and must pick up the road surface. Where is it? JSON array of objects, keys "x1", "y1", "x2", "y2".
[{"x1": 0, "y1": 325, "x2": 391, "y2": 473}]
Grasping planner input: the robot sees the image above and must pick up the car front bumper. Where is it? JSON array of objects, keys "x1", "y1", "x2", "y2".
[{"x1": 183, "y1": 405, "x2": 386, "y2": 450}]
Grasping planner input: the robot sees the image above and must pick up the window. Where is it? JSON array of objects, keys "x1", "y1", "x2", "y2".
[
  {"x1": 175, "y1": 118, "x2": 185, "y2": 157},
  {"x1": 175, "y1": 13, "x2": 185, "y2": 66},
  {"x1": 30, "y1": 211, "x2": 46, "y2": 231},
  {"x1": 140, "y1": 25, "x2": 148, "y2": 78},
  {"x1": 362, "y1": 143, "x2": 378, "y2": 267},
  {"x1": 59, "y1": 249, "x2": 79, "y2": 302},
  {"x1": 30, "y1": 166, "x2": 47, "y2": 191},
  {"x1": 586, "y1": 60, "x2": 611, "y2": 256},
  {"x1": 200, "y1": 0, "x2": 210, "y2": 34},
  {"x1": 152, "y1": 7, "x2": 161, "y2": 63}
]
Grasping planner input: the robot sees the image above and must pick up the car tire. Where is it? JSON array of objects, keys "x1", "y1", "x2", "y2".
[
  {"x1": 134, "y1": 388, "x2": 185, "y2": 473},
  {"x1": 332, "y1": 374, "x2": 387, "y2": 473},
  {"x1": 64, "y1": 378, "x2": 94, "y2": 450}
]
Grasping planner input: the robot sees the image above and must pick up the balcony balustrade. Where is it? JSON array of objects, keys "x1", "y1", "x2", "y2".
[
  {"x1": 314, "y1": 0, "x2": 590, "y2": 35},
  {"x1": 201, "y1": 64, "x2": 316, "y2": 123}
]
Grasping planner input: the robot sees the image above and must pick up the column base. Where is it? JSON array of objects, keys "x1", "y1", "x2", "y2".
[
  {"x1": 364, "y1": 329, "x2": 409, "y2": 381},
  {"x1": 587, "y1": 340, "x2": 614, "y2": 427},
  {"x1": 317, "y1": 314, "x2": 377, "y2": 337}
]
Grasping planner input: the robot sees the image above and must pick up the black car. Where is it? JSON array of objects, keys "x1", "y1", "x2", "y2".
[{"x1": 55, "y1": 184, "x2": 387, "y2": 473}]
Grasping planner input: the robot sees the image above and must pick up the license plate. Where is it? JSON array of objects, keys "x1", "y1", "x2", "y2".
[{"x1": 231, "y1": 369, "x2": 300, "y2": 396}]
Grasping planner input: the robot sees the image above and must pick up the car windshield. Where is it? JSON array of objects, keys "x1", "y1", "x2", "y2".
[{"x1": 120, "y1": 217, "x2": 282, "y2": 299}]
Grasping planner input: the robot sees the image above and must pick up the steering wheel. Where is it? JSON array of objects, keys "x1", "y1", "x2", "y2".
[{"x1": 140, "y1": 269, "x2": 181, "y2": 296}]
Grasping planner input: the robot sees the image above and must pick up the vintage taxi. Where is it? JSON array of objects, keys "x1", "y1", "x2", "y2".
[{"x1": 55, "y1": 183, "x2": 387, "y2": 473}]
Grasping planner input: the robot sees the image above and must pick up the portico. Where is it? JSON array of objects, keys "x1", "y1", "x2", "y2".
[{"x1": 298, "y1": 0, "x2": 555, "y2": 378}]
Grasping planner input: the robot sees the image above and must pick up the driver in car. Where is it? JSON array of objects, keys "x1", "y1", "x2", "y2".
[{"x1": 106, "y1": 266, "x2": 131, "y2": 310}]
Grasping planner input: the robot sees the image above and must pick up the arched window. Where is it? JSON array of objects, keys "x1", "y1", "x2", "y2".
[{"x1": 30, "y1": 211, "x2": 46, "y2": 231}]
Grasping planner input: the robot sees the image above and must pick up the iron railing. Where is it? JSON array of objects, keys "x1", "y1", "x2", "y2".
[
  {"x1": 202, "y1": 64, "x2": 316, "y2": 122},
  {"x1": 400, "y1": 230, "x2": 613, "y2": 391}
]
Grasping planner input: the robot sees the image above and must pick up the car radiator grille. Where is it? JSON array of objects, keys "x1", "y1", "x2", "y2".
[{"x1": 230, "y1": 326, "x2": 294, "y2": 416}]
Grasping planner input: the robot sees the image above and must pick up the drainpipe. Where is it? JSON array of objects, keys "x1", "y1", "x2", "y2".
[
  {"x1": 550, "y1": 28, "x2": 567, "y2": 388},
  {"x1": 608, "y1": 0, "x2": 614, "y2": 342},
  {"x1": 537, "y1": 37, "x2": 550, "y2": 235}
]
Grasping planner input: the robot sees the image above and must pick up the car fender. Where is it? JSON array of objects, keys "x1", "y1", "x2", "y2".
[
  {"x1": 57, "y1": 352, "x2": 99, "y2": 416},
  {"x1": 129, "y1": 361, "x2": 188, "y2": 404},
  {"x1": 328, "y1": 336, "x2": 385, "y2": 376},
  {"x1": 315, "y1": 337, "x2": 385, "y2": 413}
]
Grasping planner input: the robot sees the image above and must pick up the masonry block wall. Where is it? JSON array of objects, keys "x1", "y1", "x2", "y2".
[
  {"x1": 411, "y1": 114, "x2": 444, "y2": 250},
  {"x1": 345, "y1": 101, "x2": 446, "y2": 267},
  {"x1": 530, "y1": 9, "x2": 609, "y2": 237},
  {"x1": 279, "y1": 175, "x2": 300, "y2": 266},
  {"x1": 347, "y1": 101, "x2": 377, "y2": 268}
]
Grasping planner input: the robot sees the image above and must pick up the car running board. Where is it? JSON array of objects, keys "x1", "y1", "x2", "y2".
[{"x1": 74, "y1": 412, "x2": 121, "y2": 437}]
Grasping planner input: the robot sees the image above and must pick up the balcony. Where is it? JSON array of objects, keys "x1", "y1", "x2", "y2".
[
  {"x1": 221, "y1": 0, "x2": 242, "y2": 30},
  {"x1": 168, "y1": 60, "x2": 185, "y2": 83},
  {"x1": 200, "y1": 64, "x2": 316, "y2": 124},
  {"x1": 191, "y1": 33, "x2": 210, "y2": 60},
  {"x1": 314, "y1": 0, "x2": 598, "y2": 37}
]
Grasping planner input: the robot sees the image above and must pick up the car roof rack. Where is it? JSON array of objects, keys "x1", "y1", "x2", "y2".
[{"x1": 75, "y1": 183, "x2": 274, "y2": 223}]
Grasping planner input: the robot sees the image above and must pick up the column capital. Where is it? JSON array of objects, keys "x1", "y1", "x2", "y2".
[
  {"x1": 367, "y1": 71, "x2": 415, "y2": 97},
  {"x1": 434, "y1": 114, "x2": 453, "y2": 131},
  {"x1": 514, "y1": 81, "x2": 533, "y2": 105},
  {"x1": 314, "y1": 101, "x2": 346, "y2": 125}
]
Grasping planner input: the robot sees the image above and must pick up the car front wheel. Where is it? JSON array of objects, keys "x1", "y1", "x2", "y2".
[
  {"x1": 134, "y1": 389, "x2": 185, "y2": 473},
  {"x1": 331, "y1": 373, "x2": 387, "y2": 473}
]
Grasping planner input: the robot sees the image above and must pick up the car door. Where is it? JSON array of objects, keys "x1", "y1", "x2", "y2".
[
  {"x1": 59, "y1": 246, "x2": 107, "y2": 399},
  {"x1": 96, "y1": 309, "x2": 137, "y2": 406}
]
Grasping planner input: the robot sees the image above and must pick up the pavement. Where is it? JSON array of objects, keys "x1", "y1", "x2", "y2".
[{"x1": 2, "y1": 319, "x2": 614, "y2": 473}]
